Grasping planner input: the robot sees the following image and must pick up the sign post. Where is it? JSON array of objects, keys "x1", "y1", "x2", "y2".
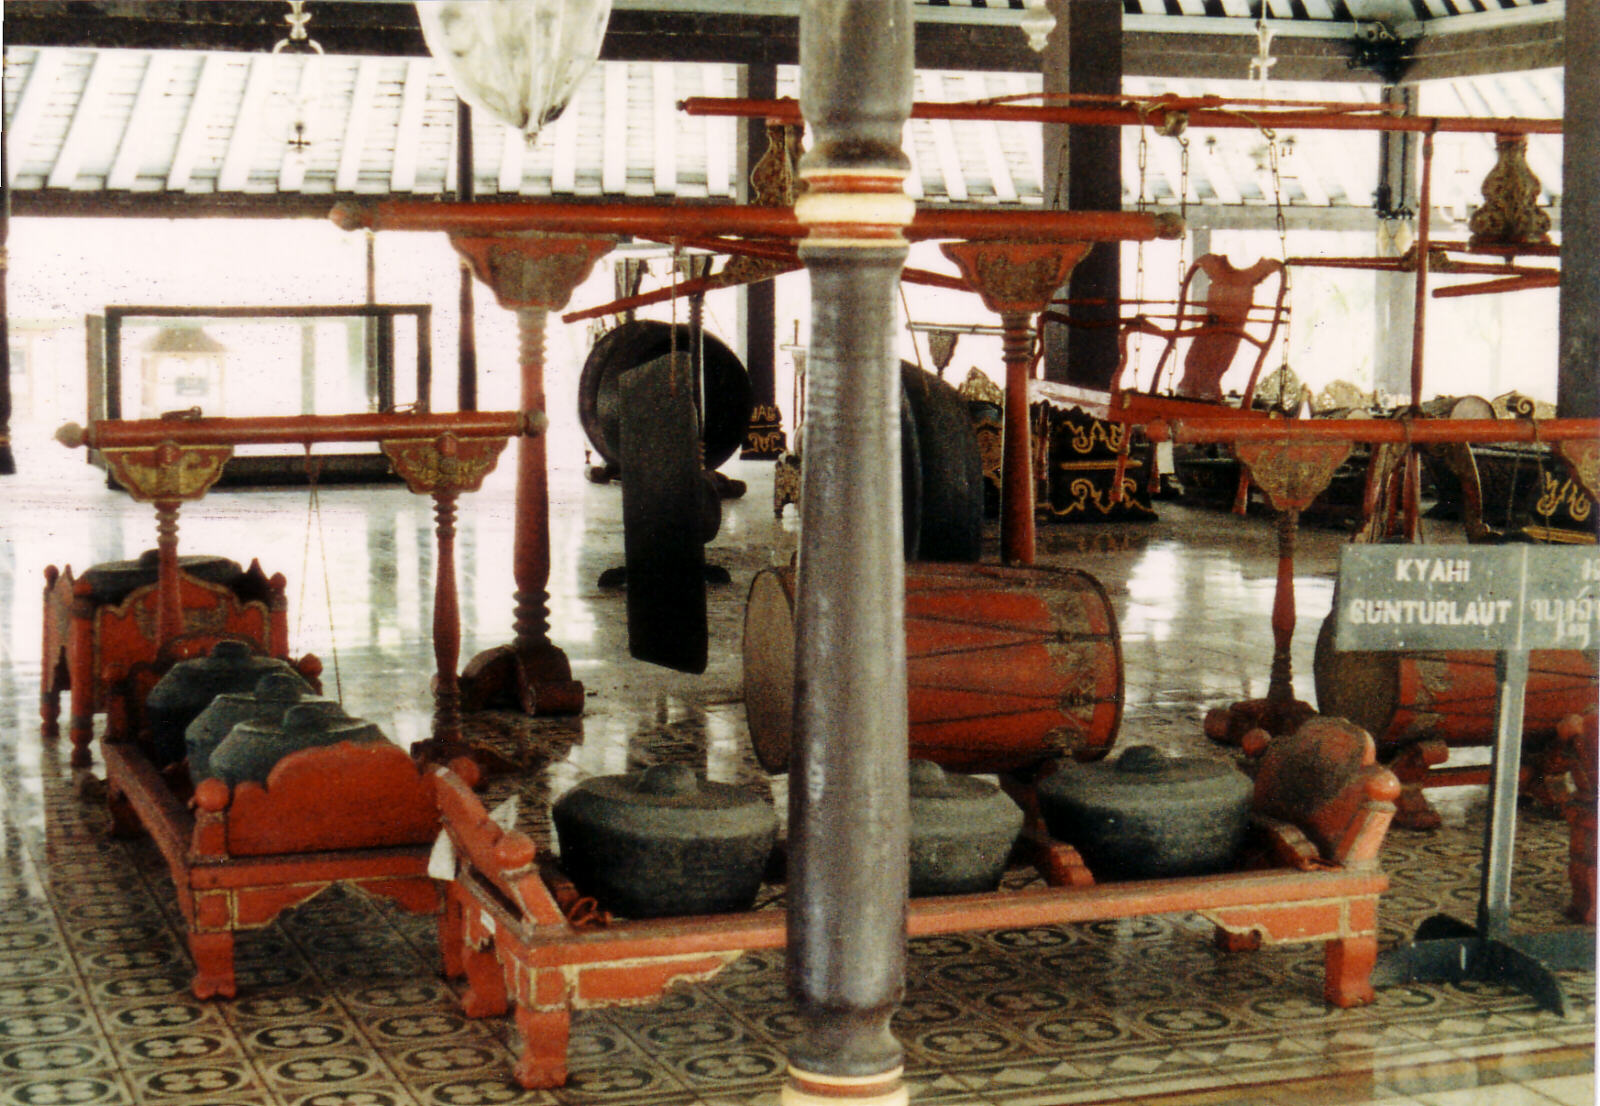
[{"x1": 1334, "y1": 544, "x2": 1597, "y2": 1015}]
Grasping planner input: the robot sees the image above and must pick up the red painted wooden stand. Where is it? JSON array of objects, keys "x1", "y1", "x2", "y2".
[
  {"x1": 55, "y1": 410, "x2": 528, "y2": 997},
  {"x1": 431, "y1": 716, "x2": 1399, "y2": 1089}
]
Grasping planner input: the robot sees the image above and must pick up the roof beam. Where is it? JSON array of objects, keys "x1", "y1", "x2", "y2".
[
  {"x1": 216, "y1": 53, "x2": 275, "y2": 191},
  {"x1": 166, "y1": 54, "x2": 227, "y2": 191},
  {"x1": 550, "y1": 97, "x2": 581, "y2": 195},
  {"x1": 107, "y1": 52, "x2": 177, "y2": 190},
  {"x1": 47, "y1": 50, "x2": 120, "y2": 188},
  {"x1": 335, "y1": 58, "x2": 381, "y2": 192},
  {"x1": 652, "y1": 64, "x2": 677, "y2": 196},
  {"x1": 390, "y1": 57, "x2": 431, "y2": 192},
  {"x1": 5, "y1": 49, "x2": 66, "y2": 187},
  {"x1": 602, "y1": 64, "x2": 629, "y2": 195}
]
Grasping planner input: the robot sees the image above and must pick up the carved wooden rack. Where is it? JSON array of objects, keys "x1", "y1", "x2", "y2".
[
  {"x1": 433, "y1": 714, "x2": 1401, "y2": 1089},
  {"x1": 52, "y1": 410, "x2": 531, "y2": 998}
]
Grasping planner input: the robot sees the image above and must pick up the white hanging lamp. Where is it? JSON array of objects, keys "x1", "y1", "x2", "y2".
[{"x1": 415, "y1": 0, "x2": 612, "y2": 145}]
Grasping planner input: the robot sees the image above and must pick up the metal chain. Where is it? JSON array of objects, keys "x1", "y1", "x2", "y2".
[
  {"x1": 1265, "y1": 128, "x2": 1293, "y2": 377},
  {"x1": 1175, "y1": 131, "x2": 1191, "y2": 316},
  {"x1": 1132, "y1": 119, "x2": 1150, "y2": 374}
]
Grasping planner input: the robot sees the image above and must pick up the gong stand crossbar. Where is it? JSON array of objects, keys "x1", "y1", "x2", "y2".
[
  {"x1": 57, "y1": 411, "x2": 526, "y2": 758},
  {"x1": 681, "y1": 96, "x2": 1563, "y2": 136},
  {"x1": 334, "y1": 200, "x2": 1180, "y2": 246}
]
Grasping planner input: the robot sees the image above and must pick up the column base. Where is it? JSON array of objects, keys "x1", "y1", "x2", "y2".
[
  {"x1": 782, "y1": 1067, "x2": 907, "y2": 1106},
  {"x1": 459, "y1": 640, "x2": 585, "y2": 717},
  {"x1": 1205, "y1": 696, "x2": 1317, "y2": 745}
]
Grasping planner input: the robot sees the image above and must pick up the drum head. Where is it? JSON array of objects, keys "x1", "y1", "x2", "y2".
[{"x1": 742, "y1": 568, "x2": 796, "y2": 773}]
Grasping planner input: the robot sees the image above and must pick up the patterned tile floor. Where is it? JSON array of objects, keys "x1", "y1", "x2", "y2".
[{"x1": 0, "y1": 445, "x2": 1593, "y2": 1106}]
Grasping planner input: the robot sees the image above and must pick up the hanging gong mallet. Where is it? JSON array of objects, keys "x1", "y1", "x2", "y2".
[{"x1": 619, "y1": 352, "x2": 718, "y2": 674}]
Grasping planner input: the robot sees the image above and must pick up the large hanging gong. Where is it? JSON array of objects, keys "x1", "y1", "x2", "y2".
[
  {"x1": 579, "y1": 320, "x2": 754, "y2": 472},
  {"x1": 619, "y1": 352, "x2": 717, "y2": 674},
  {"x1": 901, "y1": 362, "x2": 984, "y2": 563}
]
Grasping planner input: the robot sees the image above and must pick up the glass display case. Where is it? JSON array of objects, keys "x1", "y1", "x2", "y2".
[{"x1": 89, "y1": 304, "x2": 432, "y2": 486}]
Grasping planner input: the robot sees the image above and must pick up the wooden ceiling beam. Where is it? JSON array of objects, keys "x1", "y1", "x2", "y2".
[
  {"x1": 5, "y1": 49, "x2": 66, "y2": 187},
  {"x1": 46, "y1": 50, "x2": 117, "y2": 188},
  {"x1": 389, "y1": 57, "x2": 431, "y2": 193},
  {"x1": 334, "y1": 58, "x2": 381, "y2": 192},
  {"x1": 216, "y1": 54, "x2": 275, "y2": 192},
  {"x1": 166, "y1": 54, "x2": 227, "y2": 191},
  {"x1": 107, "y1": 52, "x2": 179, "y2": 189}
]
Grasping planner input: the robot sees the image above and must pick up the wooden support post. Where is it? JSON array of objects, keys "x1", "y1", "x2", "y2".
[
  {"x1": 1040, "y1": 0, "x2": 1121, "y2": 389},
  {"x1": 787, "y1": 2, "x2": 913, "y2": 1102},
  {"x1": 456, "y1": 99, "x2": 478, "y2": 413},
  {"x1": 940, "y1": 241, "x2": 1091, "y2": 566},
  {"x1": 0, "y1": 74, "x2": 14, "y2": 477},
  {"x1": 450, "y1": 234, "x2": 614, "y2": 717},
  {"x1": 1559, "y1": 3, "x2": 1600, "y2": 420}
]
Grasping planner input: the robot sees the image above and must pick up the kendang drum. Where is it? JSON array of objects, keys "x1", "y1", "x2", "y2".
[
  {"x1": 1313, "y1": 609, "x2": 1598, "y2": 755},
  {"x1": 743, "y1": 562, "x2": 1122, "y2": 775}
]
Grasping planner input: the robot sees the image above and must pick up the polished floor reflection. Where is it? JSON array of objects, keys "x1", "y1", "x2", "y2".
[{"x1": 0, "y1": 444, "x2": 1593, "y2": 1106}]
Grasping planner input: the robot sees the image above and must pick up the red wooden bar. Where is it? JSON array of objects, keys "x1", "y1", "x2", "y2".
[
  {"x1": 333, "y1": 199, "x2": 1180, "y2": 245},
  {"x1": 681, "y1": 95, "x2": 1563, "y2": 135},
  {"x1": 57, "y1": 410, "x2": 530, "y2": 450}
]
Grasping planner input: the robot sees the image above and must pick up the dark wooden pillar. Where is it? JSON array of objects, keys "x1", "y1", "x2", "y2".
[
  {"x1": 0, "y1": 75, "x2": 15, "y2": 476},
  {"x1": 739, "y1": 63, "x2": 779, "y2": 419},
  {"x1": 1040, "y1": 0, "x2": 1121, "y2": 389},
  {"x1": 1559, "y1": 4, "x2": 1599, "y2": 419},
  {"x1": 787, "y1": 1, "x2": 912, "y2": 1102},
  {"x1": 456, "y1": 99, "x2": 479, "y2": 412}
]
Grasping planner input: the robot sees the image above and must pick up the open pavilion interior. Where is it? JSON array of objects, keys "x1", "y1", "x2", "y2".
[{"x1": 0, "y1": 3, "x2": 1594, "y2": 1106}]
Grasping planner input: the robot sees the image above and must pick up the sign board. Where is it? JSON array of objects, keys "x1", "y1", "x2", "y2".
[{"x1": 1334, "y1": 544, "x2": 1600, "y2": 654}]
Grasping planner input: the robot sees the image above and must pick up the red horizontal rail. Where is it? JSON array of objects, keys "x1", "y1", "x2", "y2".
[
  {"x1": 681, "y1": 96, "x2": 1563, "y2": 136},
  {"x1": 57, "y1": 410, "x2": 531, "y2": 451},
  {"x1": 332, "y1": 200, "x2": 1181, "y2": 244}
]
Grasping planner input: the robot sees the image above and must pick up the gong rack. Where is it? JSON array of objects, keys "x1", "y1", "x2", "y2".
[{"x1": 56, "y1": 408, "x2": 535, "y2": 755}]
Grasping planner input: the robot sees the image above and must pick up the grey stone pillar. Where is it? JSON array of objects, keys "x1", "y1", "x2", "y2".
[
  {"x1": 787, "y1": 2, "x2": 913, "y2": 1103},
  {"x1": 1559, "y1": 3, "x2": 1599, "y2": 418},
  {"x1": 1373, "y1": 86, "x2": 1417, "y2": 401},
  {"x1": 1040, "y1": 0, "x2": 1121, "y2": 388}
]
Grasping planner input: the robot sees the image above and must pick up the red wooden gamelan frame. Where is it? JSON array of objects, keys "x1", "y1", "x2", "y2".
[
  {"x1": 432, "y1": 714, "x2": 1401, "y2": 1090},
  {"x1": 55, "y1": 410, "x2": 530, "y2": 997}
]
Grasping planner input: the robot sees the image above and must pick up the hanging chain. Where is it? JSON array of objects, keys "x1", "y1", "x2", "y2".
[
  {"x1": 297, "y1": 448, "x2": 342, "y2": 703},
  {"x1": 1132, "y1": 116, "x2": 1150, "y2": 376},
  {"x1": 1265, "y1": 127, "x2": 1293, "y2": 378},
  {"x1": 1174, "y1": 128, "x2": 1191, "y2": 317}
]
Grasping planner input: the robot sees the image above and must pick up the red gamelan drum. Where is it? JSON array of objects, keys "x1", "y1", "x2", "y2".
[{"x1": 742, "y1": 562, "x2": 1123, "y2": 775}]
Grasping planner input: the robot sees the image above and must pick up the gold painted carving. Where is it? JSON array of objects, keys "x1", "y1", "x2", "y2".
[
  {"x1": 100, "y1": 443, "x2": 233, "y2": 503},
  {"x1": 1468, "y1": 134, "x2": 1551, "y2": 248},
  {"x1": 381, "y1": 435, "x2": 508, "y2": 496},
  {"x1": 1233, "y1": 439, "x2": 1353, "y2": 512},
  {"x1": 958, "y1": 368, "x2": 1004, "y2": 409}
]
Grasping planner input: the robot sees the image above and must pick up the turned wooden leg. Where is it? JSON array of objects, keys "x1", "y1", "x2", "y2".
[
  {"x1": 460, "y1": 941, "x2": 509, "y2": 1018},
  {"x1": 512, "y1": 1005, "x2": 570, "y2": 1090},
  {"x1": 1567, "y1": 802, "x2": 1597, "y2": 925},
  {"x1": 40, "y1": 682, "x2": 61, "y2": 739},
  {"x1": 439, "y1": 886, "x2": 467, "y2": 980},
  {"x1": 1323, "y1": 934, "x2": 1378, "y2": 1008},
  {"x1": 1388, "y1": 740, "x2": 1449, "y2": 831},
  {"x1": 67, "y1": 621, "x2": 95, "y2": 768},
  {"x1": 105, "y1": 782, "x2": 142, "y2": 839},
  {"x1": 188, "y1": 931, "x2": 237, "y2": 1000}
]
